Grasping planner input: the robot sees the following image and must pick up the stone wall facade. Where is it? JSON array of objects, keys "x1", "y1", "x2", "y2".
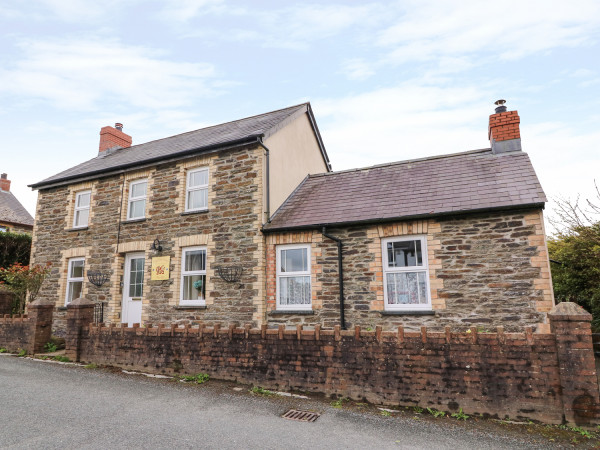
[
  {"x1": 265, "y1": 209, "x2": 553, "y2": 331},
  {"x1": 31, "y1": 144, "x2": 266, "y2": 334}
]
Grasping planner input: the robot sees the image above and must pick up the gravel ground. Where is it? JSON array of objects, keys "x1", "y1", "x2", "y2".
[{"x1": 0, "y1": 354, "x2": 596, "y2": 449}]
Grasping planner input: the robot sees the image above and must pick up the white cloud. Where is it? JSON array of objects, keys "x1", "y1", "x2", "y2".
[
  {"x1": 159, "y1": 0, "x2": 226, "y2": 22},
  {"x1": 0, "y1": 38, "x2": 224, "y2": 110},
  {"x1": 314, "y1": 82, "x2": 492, "y2": 170},
  {"x1": 340, "y1": 58, "x2": 376, "y2": 81},
  {"x1": 377, "y1": 0, "x2": 600, "y2": 65},
  {"x1": 163, "y1": 2, "x2": 383, "y2": 50},
  {"x1": 314, "y1": 81, "x2": 600, "y2": 232}
]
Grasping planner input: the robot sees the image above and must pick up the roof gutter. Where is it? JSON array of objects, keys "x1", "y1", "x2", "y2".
[
  {"x1": 322, "y1": 227, "x2": 346, "y2": 330},
  {"x1": 262, "y1": 202, "x2": 546, "y2": 233},
  {"x1": 29, "y1": 136, "x2": 261, "y2": 190}
]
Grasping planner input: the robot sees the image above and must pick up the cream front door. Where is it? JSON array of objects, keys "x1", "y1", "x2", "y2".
[{"x1": 122, "y1": 252, "x2": 145, "y2": 326}]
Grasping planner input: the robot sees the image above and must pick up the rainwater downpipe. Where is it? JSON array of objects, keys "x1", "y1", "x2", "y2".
[{"x1": 322, "y1": 227, "x2": 346, "y2": 330}]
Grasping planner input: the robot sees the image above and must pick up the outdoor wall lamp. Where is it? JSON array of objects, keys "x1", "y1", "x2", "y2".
[{"x1": 150, "y1": 238, "x2": 163, "y2": 252}]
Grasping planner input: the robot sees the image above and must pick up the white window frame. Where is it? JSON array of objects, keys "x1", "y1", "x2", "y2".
[
  {"x1": 73, "y1": 190, "x2": 91, "y2": 228},
  {"x1": 180, "y1": 246, "x2": 207, "y2": 306},
  {"x1": 127, "y1": 179, "x2": 148, "y2": 220},
  {"x1": 276, "y1": 244, "x2": 312, "y2": 311},
  {"x1": 382, "y1": 236, "x2": 431, "y2": 311},
  {"x1": 65, "y1": 257, "x2": 85, "y2": 306},
  {"x1": 185, "y1": 167, "x2": 209, "y2": 212}
]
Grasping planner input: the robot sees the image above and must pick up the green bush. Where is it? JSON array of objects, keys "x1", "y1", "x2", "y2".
[{"x1": 0, "y1": 232, "x2": 31, "y2": 271}]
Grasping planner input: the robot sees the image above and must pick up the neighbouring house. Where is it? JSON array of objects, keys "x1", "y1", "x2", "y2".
[
  {"x1": 29, "y1": 100, "x2": 554, "y2": 334},
  {"x1": 0, "y1": 173, "x2": 34, "y2": 234}
]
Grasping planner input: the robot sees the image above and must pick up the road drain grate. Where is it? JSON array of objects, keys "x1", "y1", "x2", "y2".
[{"x1": 282, "y1": 409, "x2": 320, "y2": 422}]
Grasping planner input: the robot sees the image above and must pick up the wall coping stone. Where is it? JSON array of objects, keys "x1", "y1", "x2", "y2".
[
  {"x1": 549, "y1": 302, "x2": 592, "y2": 322},
  {"x1": 67, "y1": 297, "x2": 96, "y2": 308},
  {"x1": 28, "y1": 298, "x2": 56, "y2": 308}
]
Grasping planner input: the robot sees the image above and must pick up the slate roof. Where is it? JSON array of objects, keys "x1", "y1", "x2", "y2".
[
  {"x1": 0, "y1": 190, "x2": 34, "y2": 227},
  {"x1": 31, "y1": 103, "x2": 329, "y2": 189},
  {"x1": 264, "y1": 149, "x2": 546, "y2": 231}
]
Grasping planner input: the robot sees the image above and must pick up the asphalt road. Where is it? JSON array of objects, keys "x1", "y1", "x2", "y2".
[{"x1": 0, "y1": 355, "x2": 561, "y2": 449}]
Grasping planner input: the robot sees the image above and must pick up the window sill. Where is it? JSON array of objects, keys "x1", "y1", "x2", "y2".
[
  {"x1": 174, "y1": 305, "x2": 207, "y2": 310},
  {"x1": 269, "y1": 310, "x2": 314, "y2": 315},
  {"x1": 66, "y1": 227, "x2": 88, "y2": 232},
  {"x1": 56, "y1": 306, "x2": 68, "y2": 311},
  {"x1": 122, "y1": 218, "x2": 147, "y2": 224},
  {"x1": 181, "y1": 209, "x2": 208, "y2": 216},
  {"x1": 380, "y1": 310, "x2": 435, "y2": 316}
]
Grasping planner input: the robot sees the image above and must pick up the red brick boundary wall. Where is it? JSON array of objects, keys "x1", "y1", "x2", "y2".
[
  {"x1": 2, "y1": 299, "x2": 598, "y2": 426},
  {"x1": 0, "y1": 299, "x2": 54, "y2": 354},
  {"x1": 61, "y1": 299, "x2": 600, "y2": 426}
]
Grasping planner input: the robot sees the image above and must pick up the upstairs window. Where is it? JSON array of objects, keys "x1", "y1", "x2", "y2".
[
  {"x1": 185, "y1": 168, "x2": 209, "y2": 212},
  {"x1": 127, "y1": 179, "x2": 147, "y2": 220},
  {"x1": 382, "y1": 236, "x2": 431, "y2": 310},
  {"x1": 180, "y1": 246, "x2": 206, "y2": 306},
  {"x1": 276, "y1": 244, "x2": 311, "y2": 310},
  {"x1": 65, "y1": 257, "x2": 85, "y2": 305},
  {"x1": 73, "y1": 190, "x2": 91, "y2": 228}
]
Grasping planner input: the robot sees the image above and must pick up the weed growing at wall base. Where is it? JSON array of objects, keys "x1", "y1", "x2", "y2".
[
  {"x1": 451, "y1": 408, "x2": 469, "y2": 421},
  {"x1": 44, "y1": 342, "x2": 57, "y2": 353}
]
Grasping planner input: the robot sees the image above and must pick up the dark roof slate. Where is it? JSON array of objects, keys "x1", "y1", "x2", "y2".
[
  {"x1": 32, "y1": 103, "x2": 322, "y2": 189},
  {"x1": 264, "y1": 149, "x2": 546, "y2": 230},
  {"x1": 0, "y1": 190, "x2": 34, "y2": 227}
]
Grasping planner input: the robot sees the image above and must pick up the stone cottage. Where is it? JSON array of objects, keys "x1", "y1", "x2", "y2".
[
  {"x1": 0, "y1": 173, "x2": 34, "y2": 234},
  {"x1": 29, "y1": 101, "x2": 554, "y2": 333}
]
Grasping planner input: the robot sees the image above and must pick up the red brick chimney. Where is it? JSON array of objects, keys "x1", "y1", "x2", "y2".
[
  {"x1": 488, "y1": 99, "x2": 521, "y2": 154},
  {"x1": 0, "y1": 173, "x2": 10, "y2": 192},
  {"x1": 99, "y1": 123, "x2": 132, "y2": 154}
]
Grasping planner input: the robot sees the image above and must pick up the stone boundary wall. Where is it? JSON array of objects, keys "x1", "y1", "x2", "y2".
[
  {"x1": 67, "y1": 299, "x2": 599, "y2": 426},
  {"x1": 0, "y1": 300, "x2": 53, "y2": 353}
]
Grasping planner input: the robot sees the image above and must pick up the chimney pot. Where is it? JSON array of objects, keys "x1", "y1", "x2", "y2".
[
  {"x1": 1, "y1": 173, "x2": 6, "y2": 180},
  {"x1": 494, "y1": 99, "x2": 507, "y2": 114},
  {"x1": 115, "y1": 123, "x2": 123, "y2": 131}
]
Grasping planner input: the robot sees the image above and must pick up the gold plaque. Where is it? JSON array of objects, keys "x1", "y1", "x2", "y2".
[{"x1": 151, "y1": 256, "x2": 170, "y2": 280}]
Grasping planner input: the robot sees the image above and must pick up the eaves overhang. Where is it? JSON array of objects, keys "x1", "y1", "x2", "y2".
[
  {"x1": 262, "y1": 202, "x2": 546, "y2": 233},
  {"x1": 29, "y1": 136, "x2": 261, "y2": 190}
]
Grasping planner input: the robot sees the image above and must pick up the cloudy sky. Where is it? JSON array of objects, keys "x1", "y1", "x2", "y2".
[{"x1": 1, "y1": 0, "x2": 599, "y2": 231}]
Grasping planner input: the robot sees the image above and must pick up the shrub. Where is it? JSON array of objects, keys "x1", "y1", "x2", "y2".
[
  {"x1": 0, "y1": 262, "x2": 51, "y2": 314},
  {"x1": 0, "y1": 232, "x2": 31, "y2": 270}
]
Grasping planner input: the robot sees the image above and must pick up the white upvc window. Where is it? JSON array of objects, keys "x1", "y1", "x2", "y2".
[
  {"x1": 276, "y1": 244, "x2": 311, "y2": 310},
  {"x1": 127, "y1": 179, "x2": 147, "y2": 220},
  {"x1": 382, "y1": 236, "x2": 431, "y2": 310},
  {"x1": 73, "y1": 190, "x2": 91, "y2": 228},
  {"x1": 185, "y1": 167, "x2": 209, "y2": 212},
  {"x1": 180, "y1": 246, "x2": 207, "y2": 306},
  {"x1": 65, "y1": 257, "x2": 85, "y2": 305}
]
